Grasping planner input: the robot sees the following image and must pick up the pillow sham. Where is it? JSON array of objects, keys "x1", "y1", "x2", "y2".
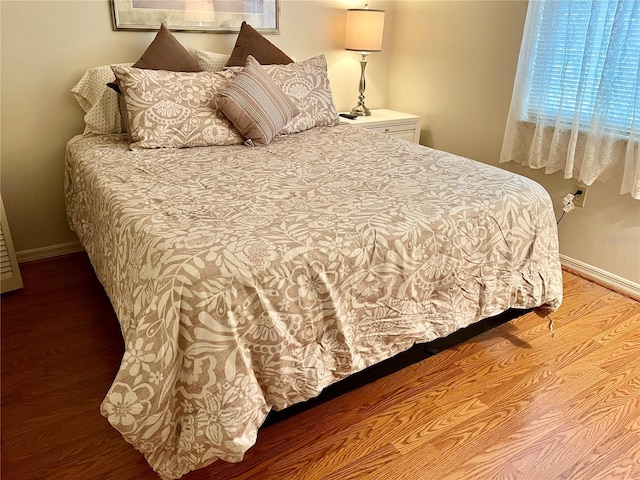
[
  {"x1": 72, "y1": 63, "x2": 132, "y2": 135},
  {"x1": 226, "y1": 22, "x2": 293, "y2": 67},
  {"x1": 112, "y1": 67, "x2": 243, "y2": 149},
  {"x1": 195, "y1": 49, "x2": 232, "y2": 72},
  {"x1": 264, "y1": 55, "x2": 340, "y2": 134},
  {"x1": 216, "y1": 56, "x2": 299, "y2": 146}
]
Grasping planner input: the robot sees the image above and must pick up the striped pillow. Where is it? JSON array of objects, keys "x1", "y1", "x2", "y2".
[{"x1": 216, "y1": 56, "x2": 299, "y2": 145}]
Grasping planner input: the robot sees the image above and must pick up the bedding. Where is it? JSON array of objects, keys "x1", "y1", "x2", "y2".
[
  {"x1": 65, "y1": 124, "x2": 562, "y2": 479},
  {"x1": 225, "y1": 21, "x2": 293, "y2": 67},
  {"x1": 131, "y1": 23, "x2": 201, "y2": 73},
  {"x1": 112, "y1": 67, "x2": 243, "y2": 149},
  {"x1": 71, "y1": 26, "x2": 209, "y2": 136},
  {"x1": 216, "y1": 56, "x2": 299, "y2": 145},
  {"x1": 105, "y1": 24, "x2": 202, "y2": 96},
  {"x1": 264, "y1": 55, "x2": 341, "y2": 134},
  {"x1": 195, "y1": 49, "x2": 231, "y2": 72},
  {"x1": 71, "y1": 63, "x2": 132, "y2": 135},
  {"x1": 225, "y1": 54, "x2": 341, "y2": 135}
]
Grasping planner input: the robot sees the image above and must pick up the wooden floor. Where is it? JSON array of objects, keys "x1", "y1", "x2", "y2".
[{"x1": 2, "y1": 253, "x2": 640, "y2": 480}]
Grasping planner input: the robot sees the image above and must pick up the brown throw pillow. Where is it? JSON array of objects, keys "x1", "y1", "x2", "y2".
[
  {"x1": 216, "y1": 56, "x2": 299, "y2": 145},
  {"x1": 225, "y1": 22, "x2": 293, "y2": 67},
  {"x1": 133, "y1": 23, "x2": 201, "y2": 72},
  {"x1": 108, "y1": 23, "x2": 200, "y2": 94}
]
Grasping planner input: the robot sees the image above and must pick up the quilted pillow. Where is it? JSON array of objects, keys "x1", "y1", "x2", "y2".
[
  {"x1": 72, "y1": 63, "x2": 132, "y2": 134},
  {"x1": 264, "y1": 55, "x2": 340, "y2": 134},
  {"x1": 112, "y1": 67, "x2": 243, "y2": 149},
  {"x1": 226, "y1": 21, "x2": 293, "y2": 67},
  {"x1": 195, "y1": 49, "x2": 232, "y2": 72},
  {"x1": 216, "y1": 56, "x2": 299, "y2": 145}
]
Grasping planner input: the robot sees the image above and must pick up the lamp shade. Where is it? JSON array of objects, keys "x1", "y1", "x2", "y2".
[{"x1": 345, "y1": 7, "x2": 385, "y2": 53}]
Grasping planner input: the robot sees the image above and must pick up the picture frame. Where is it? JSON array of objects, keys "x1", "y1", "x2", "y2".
[{"x1": 111, "y1": 0, "x2": 280, "y2": 33}]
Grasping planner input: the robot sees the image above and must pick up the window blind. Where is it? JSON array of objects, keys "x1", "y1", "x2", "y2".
[{"x1": 523, "y1": 0, "x2": 640, "y2": 137}]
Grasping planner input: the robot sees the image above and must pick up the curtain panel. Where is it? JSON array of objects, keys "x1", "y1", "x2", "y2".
[{"x1": 500, "y1": 0, "x2": 640, "y2": 199}]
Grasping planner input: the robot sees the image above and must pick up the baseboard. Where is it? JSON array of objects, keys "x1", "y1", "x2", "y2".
[
  {"x1": 560, "y1": 254, "x2": 640, "y2": 301},
  {"x1": 17, "y1": 241, "x2": 85, "y2": 264}
]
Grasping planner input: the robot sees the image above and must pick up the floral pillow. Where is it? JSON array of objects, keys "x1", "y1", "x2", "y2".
[
  {"x1": 112, "y1": 67, "x2": 243, "y2": 149},
  {"x1": 264, "y1": 55, "x2": 340, "y2": 135},
  {"x1": 74, "y1": 25, "x2": 205, "y2": 136}
]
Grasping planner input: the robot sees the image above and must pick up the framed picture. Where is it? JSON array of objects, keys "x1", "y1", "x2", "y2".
[{"x1": 111, "y1": 0, "x2": 280, "y2": 33}]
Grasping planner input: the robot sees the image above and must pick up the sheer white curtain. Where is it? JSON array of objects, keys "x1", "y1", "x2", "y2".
[{"x1": 500, "y1": 0, "x2": 640, "y2": 199}]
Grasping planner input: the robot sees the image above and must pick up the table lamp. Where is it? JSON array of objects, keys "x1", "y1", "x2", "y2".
[{"x1": 345, "y1": 4, "x2": 385, "y2": 116}]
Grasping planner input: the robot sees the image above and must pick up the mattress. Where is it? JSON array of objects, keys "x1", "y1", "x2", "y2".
[{"x1": 65, "y1": 124, "x2": 562, "y2": 479}]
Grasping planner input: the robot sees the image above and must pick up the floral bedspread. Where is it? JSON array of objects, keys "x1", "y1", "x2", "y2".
[{"x1": 65, "y1": 124, "x2": 562, "y2": 479}]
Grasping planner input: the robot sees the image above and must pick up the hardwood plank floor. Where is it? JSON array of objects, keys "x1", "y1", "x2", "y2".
[{"x1": 2, "y1": 252, "x2": 639, "y2": 479}]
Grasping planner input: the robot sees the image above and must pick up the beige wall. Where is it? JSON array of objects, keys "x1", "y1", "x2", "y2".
[
  {"x1": 2, "y1": 0, "x2": 638, "y2": 285},
  {"x1": 0, "y1": 0, "x2": 394, "y2": 255},
  {"x1": 388, "y1": 0, "x2": 640, "y2": 284}
]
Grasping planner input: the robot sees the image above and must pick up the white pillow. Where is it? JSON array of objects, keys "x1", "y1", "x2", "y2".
[
  {"x1": 71, "y1": 64, "x2": 132, "y2": 135},
  {"x1": 195, "y1": 49, "x2": 231, "y2": 72}
]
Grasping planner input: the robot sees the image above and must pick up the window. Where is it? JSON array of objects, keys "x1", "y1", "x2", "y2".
[
  {"x1": 501, "y1": 0, "x2": 640, "y2": 199},
  {"x1": 523, "y1": 1, "x2": 639, "y2": 138}
]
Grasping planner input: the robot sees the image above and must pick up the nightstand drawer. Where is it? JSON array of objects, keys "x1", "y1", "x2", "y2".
[
  {"x1": 340, "y1": 109, "x2": 421, "y2": 144},
  {"x1": 382, "y1": 130, "x2": 418, "y2": 143},
  {"x1": 366, "y1": 123, "x2": 417, "y2": 136}
]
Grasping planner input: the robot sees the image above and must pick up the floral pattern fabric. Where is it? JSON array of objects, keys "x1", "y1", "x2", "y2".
[
  {"x1": 264, "y1": 55, "x2": 340, "y2": 134},
  {"x1": 113, "y1": 67, "x2": 243, "y2": 149},
  {"x1": 64, "y1": 125, "x2": 562, "y2": 479}
]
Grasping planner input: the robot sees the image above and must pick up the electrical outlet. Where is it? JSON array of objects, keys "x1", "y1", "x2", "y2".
[{"x1": 573, "y1": 185, "x2": 588, "y2": 207}]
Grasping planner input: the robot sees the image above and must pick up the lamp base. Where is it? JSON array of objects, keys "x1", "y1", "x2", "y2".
[
  {"x1": 350, "y1": 104, "x2": 371, "y2": 116},
  {"x1": 351, "y1": 52, "x2": 372, "y2": 116}
]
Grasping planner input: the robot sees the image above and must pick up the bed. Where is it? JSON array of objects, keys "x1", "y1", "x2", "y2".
[
  {"x1": 65, "y1": 122, "x2": 561, "y2": 479},
  {"x1": 65, "y1": 30, "x2": 562, "y2": 479}
]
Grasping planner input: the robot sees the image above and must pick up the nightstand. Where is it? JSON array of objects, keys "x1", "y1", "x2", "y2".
[{"x1": 340, "y1": 109, "x2": 421, "y2": 144}]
